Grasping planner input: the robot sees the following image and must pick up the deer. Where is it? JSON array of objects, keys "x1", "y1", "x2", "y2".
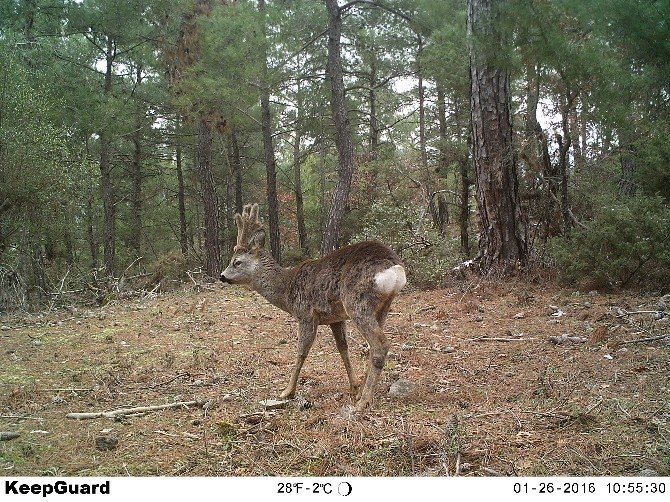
[{"x1": 220, "y1": 203, "x2": 406, "y2": 412}]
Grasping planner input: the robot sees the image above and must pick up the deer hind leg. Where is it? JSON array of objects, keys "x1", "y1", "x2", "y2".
[
  {"x1": 330, "y1": 321, "x2": 358, "y2": 399},
  {"x1": 280, "y1": 320, "x2": 317, "y2": 399},
  {"x1": 350, "y1": 307, "x2": 391, "y2": 412}
]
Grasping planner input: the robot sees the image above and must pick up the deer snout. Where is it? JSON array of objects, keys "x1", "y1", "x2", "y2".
[{"x1": 220, "y1": 272, "x2": 231, "y2": 284}]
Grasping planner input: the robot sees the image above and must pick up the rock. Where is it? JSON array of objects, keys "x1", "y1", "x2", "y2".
[
  {"x1": 389, "y1": 378, "x2": 416, "y2": 398},
  {"x1": 637, "y1": 468, "x2": 658, "y2": 477},
  {"x1": 549, "y1": 334, "x2": 587, "y2": 344},
  {"x1": 258, "y1": 398, "x2": 290, "y2": 410},
  {"x1": 338, "y1": 404, "x2": 356, "y2": 420},
  {"x1": 294, "y1": 397, "x2": 313, "y2": 411},
  {"x1": 95, "y1": 435, "x2": 118, "y2": 451},
  {"x1": 658, "y1": 294, "x2": 670, "y2": 311},
  {"x1": 443, "y1": 346, "x2": 456, "y2": 353},
  {"x1": 1, "y1": 326, "x2": 10, "y2": 331},
  {"x1": 0, "y1": 432, "x2": 20, "y2": 441},
  {"x1": 222, "y1": 393, "x2": 234, "y2": 402}
]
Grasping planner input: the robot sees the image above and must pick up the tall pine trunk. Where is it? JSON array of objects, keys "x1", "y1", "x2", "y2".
[
  {"x1": 196, "y1": 117, "x2": 221, "y2": 277},
  {"x1": 321, "y1": 0, "x2": 355, "y2": 255},
  {"x1": 175, "y1": 117, "x2": 188, "y2": 254},
  {"x1": 293, "y1": 82, "x2": 309, "y2": 255},
  {"x1": 229, "y1": 127, "x2": 243, "y2": 214},
  {"x1": 468, "y1": 0, "x2": 526, "y2": 275},
  {"x1": 100, "y1": 35, "x2": 116, "y2": 277},
  {"x1": 130, "y1": 66, "x2": 144, "y2": 258},
  {"x1": 417, "y1": 35, "x2": 428, "y2": 171},
  {"x1": 258, "y1": 0, "x2": 281, "y2": 262}
]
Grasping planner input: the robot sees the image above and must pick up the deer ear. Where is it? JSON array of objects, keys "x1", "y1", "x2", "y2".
[{"x1": 249, "y1": 229, "x2": 266, "y2": 250}]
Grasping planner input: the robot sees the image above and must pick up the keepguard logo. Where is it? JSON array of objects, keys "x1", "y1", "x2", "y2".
[{"x1": 5, "y1": 480, "x2": 110, "y2": 496}]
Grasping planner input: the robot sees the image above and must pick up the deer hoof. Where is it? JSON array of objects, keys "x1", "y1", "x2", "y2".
[
  {"x1": 279, "y1": 388, "x2": 295, "y2": 399},
  {"x1": 354, "y1": 398, "x2": 372, "y2": 413}
]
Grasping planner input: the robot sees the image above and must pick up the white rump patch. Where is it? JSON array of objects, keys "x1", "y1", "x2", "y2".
[{"x1": 374, "y1": 265, "x2": 407, "y2": 295}]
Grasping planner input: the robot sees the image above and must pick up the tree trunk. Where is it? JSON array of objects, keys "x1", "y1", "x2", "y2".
[
  {"x1": 175, "y1": 118, "x2": 188, "y2": 254},
  {"x1": 468, "y1": 0, "x2": 526, "y2": 275},
  {"x1": 570, "y1": 103, "x2": 584, "y2": 174},
  {"x1": 100, "y1": 35, "x2": 116, "y2": 277},
  {"x1": 293, "y1": 84, "x2": 309, "y2": 255},
  {"x1": 434, "y1": 85, "x2": 450, "y2": 235},
  {"x1": 321, "y1": 0, "x2": 355, "y2": 256},
  {"x1": 258, "y1": 0, "x2": 281, "y2": 262},
  {"x1": 196, "y1": 116, "x2": 221, "y2": 277},
  {"x1": 558, "y1": 90, "x2": 574, "y2": 235},
  {"x1": 229, "y1": 128, "x2": 243, "y2": 214},
  {"x1": 369, "y1": 56, "x2": 379, "y2": 153},
  {"x1": 86, "y1": 195, "x2": 98, "y2": 271},
  {"x1": 417, "y1": 35, "x2": 428, "y2": 171},
  {"x1": 130, "y1": 66, "x2": 144, "y2": 258},
  {"x1": 459, "y1": 157, "x2": 471, "y2": 256}
]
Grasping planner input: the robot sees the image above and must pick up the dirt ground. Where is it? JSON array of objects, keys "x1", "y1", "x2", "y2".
[{"x1": 1, "y1": 280, "x2": 669, "y2": 477}]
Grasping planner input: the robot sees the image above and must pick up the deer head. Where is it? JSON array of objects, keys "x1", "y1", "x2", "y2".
[{"x1": 220, "y1": 203, "x2": 267, "y2": 285}]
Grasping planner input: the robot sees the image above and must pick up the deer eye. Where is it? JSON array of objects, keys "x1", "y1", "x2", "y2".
[{"x1": 233, "y1": 259, "x2": 242, "y2": 268}]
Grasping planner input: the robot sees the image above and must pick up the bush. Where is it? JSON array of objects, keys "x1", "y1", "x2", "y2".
[
  {"x1": 550, "y1": 196, "x2": 670, "y2": 288},
  {"x1": 351, "y1": 201, "x2": 462, "y2": 287}
]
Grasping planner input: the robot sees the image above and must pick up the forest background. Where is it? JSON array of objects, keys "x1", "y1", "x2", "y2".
[{"x1": 1, "y1": 0, "x2": 669, "y2": 311}]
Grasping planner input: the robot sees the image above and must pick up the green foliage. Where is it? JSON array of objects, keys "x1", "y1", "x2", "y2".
[
  {"x1": 352, "y1": 201, "x2": 461, "y2": 287},
  {"x1": 551, "y1": 196, "x2": 670, "y2": 288}
]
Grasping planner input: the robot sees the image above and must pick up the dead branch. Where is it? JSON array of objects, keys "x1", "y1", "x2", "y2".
[
  {"x1": 548, "y1": 334, "x2": 587, "y2": 344},
  {"x1": 147, "y1": 372, "x2": 190, "y2": 389},
  {"x1": 620, "y1": 334, "x2": 670, "y2": 345},
  {"x1": 66, "y1": 400, "x2": 202, "y2": 420},
  {"x1": 0, "y1": 415, "x2": 44, "y2": 421},
  {"x1": 468, "y1": 336, "x2": 537, "y2": 342}
]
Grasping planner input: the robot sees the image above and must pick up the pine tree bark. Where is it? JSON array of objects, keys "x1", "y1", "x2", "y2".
[
  {"x1": 369, "y1": 56, "x2": 379, "y2": 152},
  {"x1": 417, "y1": 35, "x2": 428, "y2": 171},
  {"x1": 100, "y1": 35, "x2": 116, "y2": 277},
  {"x1": 321, "y1": 0, "x2": 355, "y2": 255},
  {"x1": 196, "y1": 117, "x2": 221, "y2": 277},
  {"x1": 258, "y1": 0, "x2": 281, "y2": 262},
  {"x1": 175, "y1": 118, "x2": 188, "y2": 255},
  {"x1": 229, "y1": 128, "x2": 243, "y2": 214},
  {"x1": 293, "y1": 83, "x2": 309, "y2": 255},
  {"x1": 468, "y1": 0, "x2": 526, "y2": 275},
  {"x1": 130, "y1": 66, "x2": 144, "y2": 258}
]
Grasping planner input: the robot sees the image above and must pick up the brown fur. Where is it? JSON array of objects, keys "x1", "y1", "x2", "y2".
[{"x1": 221, "y1": 204, "x2": 406, "y2": 412}]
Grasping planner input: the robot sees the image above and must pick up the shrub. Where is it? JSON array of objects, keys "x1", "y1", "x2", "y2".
[
  {"x1": 351, "y1": 201, "x2": 462, "y2": 287},
  {"x1": 550, "y1": 196, "x2": 670, "y2": 288}
]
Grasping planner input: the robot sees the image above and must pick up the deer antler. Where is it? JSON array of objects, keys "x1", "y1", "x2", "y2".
[{"x1": 234, "y1": 203, "x2": 262, "y2": 251}]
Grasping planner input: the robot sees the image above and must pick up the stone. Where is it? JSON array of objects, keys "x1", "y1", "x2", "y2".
[
  {"x1": 389, "y1": 378, "x2": 416, "y2": 398},
  {"x1": 95, "y1": 435, "x2": 118, "y2": 451},
  {"x1": 338, "y1": 404, "x2": 356, "y2": 420},
  {"x1": 0, "y1": 432, "x2": 20, "y2": 441},
  {"x1": 637, "y1": 468, "x2": 658, "y2": 477},
  {"x1": 258, "y1": 399, "x2": 290, "y2": 410}
]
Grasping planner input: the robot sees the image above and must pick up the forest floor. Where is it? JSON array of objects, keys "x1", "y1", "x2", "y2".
[{"x1": 1, "y1": 280, "x2": 669, "y2": 477}]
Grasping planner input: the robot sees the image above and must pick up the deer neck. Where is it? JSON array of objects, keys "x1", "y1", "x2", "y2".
[{"x1": 250, "y1": 251, "x2": 290, "y2": 312}]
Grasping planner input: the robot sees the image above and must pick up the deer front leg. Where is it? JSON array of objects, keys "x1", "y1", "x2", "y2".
[
  {"x1": 330, "y1": 321, "x2": 359, "y2": 399},
  {"x1": 280, "y1": 320, "x2": 317, "y2": 399}
]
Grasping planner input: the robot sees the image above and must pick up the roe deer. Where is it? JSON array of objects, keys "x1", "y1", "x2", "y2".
[{"x1": 220, "y1": 203, "x2": 406, "y2": 412}]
